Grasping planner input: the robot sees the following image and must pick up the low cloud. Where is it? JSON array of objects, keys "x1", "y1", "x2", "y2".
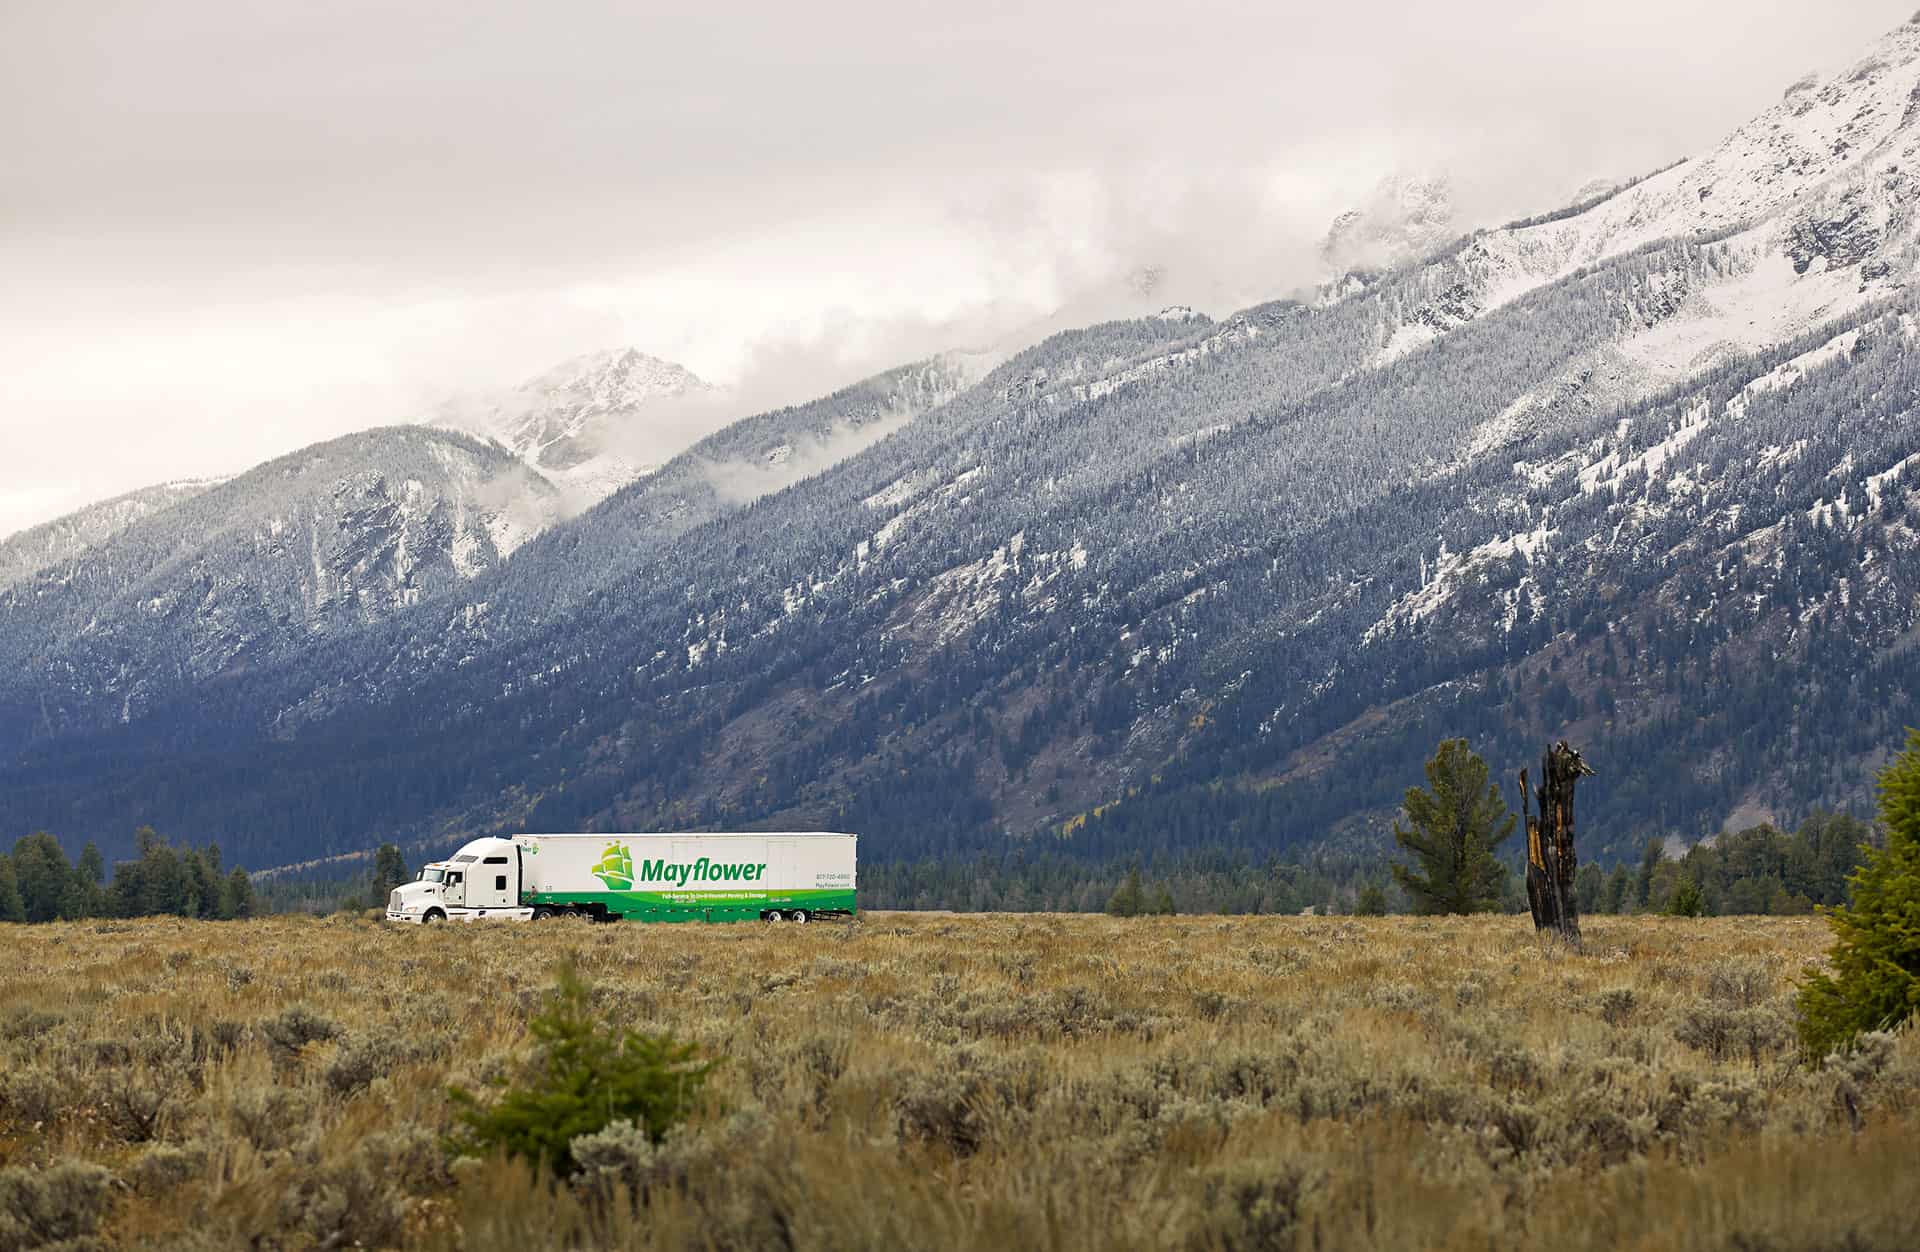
[{"x1": 696, "y1": 411, "x2": 917, "y2": 507}]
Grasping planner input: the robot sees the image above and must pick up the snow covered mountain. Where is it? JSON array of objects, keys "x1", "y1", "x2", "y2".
[
  {"x1": 1320, "y1": 173, "x2": 1457, "y2": 279},
  {"x1": 0, "y1": 479, "x2": 223, "y2": 593},
  {"x1": 1363, "y1": 23, "x2": 1920, "y2": 372},
  {"x1": 6, "y1": 14, "x2": 1920, "y2": 871},
  {"x1": 0, "y1": 428, "x2": 558, "y2": 735},
  {"x1": 433, "y1": 347, "x2": 714, "y2": 511}
]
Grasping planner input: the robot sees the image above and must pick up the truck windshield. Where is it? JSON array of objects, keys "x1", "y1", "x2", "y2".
[{"x1": 420, "y1": 868, "x2": 446, "y2": 884}]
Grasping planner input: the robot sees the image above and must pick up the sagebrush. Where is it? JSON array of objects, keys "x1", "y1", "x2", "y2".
[{"x1": 0, "y1": 912, "x2": 1915, "y2": 1250}]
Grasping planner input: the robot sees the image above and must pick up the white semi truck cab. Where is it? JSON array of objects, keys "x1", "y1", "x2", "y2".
[
  {"x1": 385, "y1": 832, "x2": 857, "y2": 925},
  {"x1": 385, "y1": 837, "x2": 532, "y2": 924}
]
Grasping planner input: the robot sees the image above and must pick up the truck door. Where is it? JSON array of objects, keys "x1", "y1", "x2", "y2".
[{"x1": 477, "y1": 854, "x2": 516, "y2": 909}]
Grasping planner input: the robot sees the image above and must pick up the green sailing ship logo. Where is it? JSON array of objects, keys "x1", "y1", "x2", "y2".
[{"x1": 592, "y1": 843, "x2": 634, "y2": 891}]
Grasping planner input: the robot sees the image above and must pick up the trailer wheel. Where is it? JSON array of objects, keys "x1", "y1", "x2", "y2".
[
  {"x1": 763, "y1": 910, "x2": 783, "y2": 923},
  {"x1": 790, "y1": 909, "x2": 810, "y2": 925}
]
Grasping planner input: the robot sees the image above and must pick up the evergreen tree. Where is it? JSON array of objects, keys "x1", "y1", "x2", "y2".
[
  {"x1": 1107, "y1": 868, "x2": 1145, "y2": 917},
  {"x1": 1354, "y1": 883, "x2": 1388, "y2": 916},
  {"x1": 76, "y1": 842, "x2": 105, "y2": 887},
  {"x1": 1797, "y1": 730, "x2": 1920, "y2": 1057},
  {"x1": 1575, "y1": 862, "x2": 1606, "y2": 914},
  {"x1": 185, "y1": 848, "x2": 219, "y2": 919},
  {"x1": 1389, "y1": 739, "x2": 1516, "y2": 914},
  {"x1": 225, "y1": 868, "x2": 257, "y2": 919},
  {"x1": 10, "y1": 833, "x2": 73, "y2": 924},
  {"x1": 1151, "y1": 886, "x2": 1176, "y2": 915},
  {"x1": 56, "y1": 878, "x2": 91, "y2": 920},
  {"x1": 1601, "y1": 866, "x2": 1631, "y2": 914},
  {"x1": 1666, "y1": 878, "x2": 1705, "y2": 917},
  {"x1": 370, "y1": 843, "x2": 410, "y2": 907},
  {"x1": 0, "y1": 858, "x2": 23, "y2": 923},
  {"x1": 74, "y1": 841, "x2": 109, "y2": 916},
  {"x1": 1635, "y1": 837, "x2": 1665, "y2": 909},
  {"x1": 449, "y1": 960, "x2": 713, "y2": 1178}
]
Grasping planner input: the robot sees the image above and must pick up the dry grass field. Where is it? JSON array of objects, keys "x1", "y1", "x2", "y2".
[{"x1": 1, "y1": 911, "x2": 1915, "y2": 1251}]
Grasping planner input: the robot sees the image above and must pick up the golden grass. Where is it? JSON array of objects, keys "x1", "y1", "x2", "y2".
[{"x1": 1, "y1": 912, "x2": 1914, "y2": 1250}]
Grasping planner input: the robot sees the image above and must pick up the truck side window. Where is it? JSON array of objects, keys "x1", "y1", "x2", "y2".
[{"x1": 495, "y1": 875, "x2": 507, "y2": 891}]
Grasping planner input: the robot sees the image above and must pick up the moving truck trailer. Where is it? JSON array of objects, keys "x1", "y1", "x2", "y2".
[{"x1": 384, "y1": 832, "x2": 856, "y2": 924}]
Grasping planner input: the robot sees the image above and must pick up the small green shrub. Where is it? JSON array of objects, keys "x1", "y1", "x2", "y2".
[
  {"x1": 1797, "y1": 730, "x2": 1920, "y2": 1058},
  {"x1": 1189, "y1": 1162, "x2": 1323, "y2": 1252},
  {"x1": 129, "y1": 1143, "x2": 210, "y2": 1197},
  {"x1": 0, "y1": 1159, "x2": 115, "y2": 1251},
  {"x1": 0, "y1": 1066, "x2": 69, "y2": 1130},
  {"x1": 1667, "y1": 879, "x2": 1706, "y2": 917},
  {"x1": 449, "y1": 959, "x2": 713, "y2": 1178},
  {"x1": 324, "y1": 1032, "x2": 445, "y2": 1098},
  {"x1": 279, "y1": 1127, "x2": 447, "y2": 1251},
  {"x1": 258, "y1": 1005, "x2": 339, "y2": 1062}
]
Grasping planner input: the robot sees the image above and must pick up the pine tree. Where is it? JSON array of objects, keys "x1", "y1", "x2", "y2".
[
  {"x1": 225, "y1": 868, "x2": 257, "y2": 919},
  {"x1": 1390, "y1": 739, "x2": 1516, "y2": 915},
  {"x1": 1601, "y1": 865, "x2": 1631, "y2": 914},
  {"x1": 0, "y1": 858, "x2": 24, "y2": 923},
  {"x1": 1354, "y1": 883, "x2": 1388, "y2": 916},
  {"x1": 76, "y1": 842, "x2": 105, "y2": 887},
  {"x1": 1575, "y1": 862, "x2": 1606, "y2": 914},
  {"x1": 1666, "y1": 878, "x2": 1705, "y2": 917},
  {"x1": 370, "y1": 843, "x2": 410, "y2": 907},
  {"x1": 449, "y1": 960, "x2": 713, "y2": 1177},
  {"x1": 74, "y1": 841, "x2": 109, "y2": 916},
  {"x1": 1107, "y1": 868, "x2": 1145, "y2": 917},
  {"x1": 1797, "y1": 729, "x2": 1920, "y2": 1057},
  {"x1": 1635, "y1": 837, "x2": 1665, "y2": 909},
  {"x1": 10, "y1": 833, "x2": 73, "y2": 924}
]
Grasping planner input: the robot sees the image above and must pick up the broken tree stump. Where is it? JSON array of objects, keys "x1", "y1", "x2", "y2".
[{"x1": 1520, "y1": 740, "x2": 1594, "y2": 942}]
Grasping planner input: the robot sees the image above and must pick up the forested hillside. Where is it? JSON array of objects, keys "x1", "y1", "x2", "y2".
[{"x1": 3, "y1": 16, "x2": 1919, "y2": 876}]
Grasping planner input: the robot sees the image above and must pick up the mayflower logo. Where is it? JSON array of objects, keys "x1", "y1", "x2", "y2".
[{"x1": 592, "y1": 843, "x2": 635, "y2": 890}]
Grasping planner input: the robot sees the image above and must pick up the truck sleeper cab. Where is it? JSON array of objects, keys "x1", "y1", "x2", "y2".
[{"x1": 384, "y1": 832, "x2": 857, "y2": 925}]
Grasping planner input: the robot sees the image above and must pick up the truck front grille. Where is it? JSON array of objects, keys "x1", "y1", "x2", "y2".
[{"x1": 389, "y1": 890, "x2": 402, "y2": 912}]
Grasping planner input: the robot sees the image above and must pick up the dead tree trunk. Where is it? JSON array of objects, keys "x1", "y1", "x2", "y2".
[{"x1": 1521, "y1": 741, "x2": 1594, "y2": 942}]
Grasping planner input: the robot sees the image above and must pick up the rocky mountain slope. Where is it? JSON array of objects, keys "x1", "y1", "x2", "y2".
[
  {"x1": 0, "y1": 428, "x2": 559, "y2": 735},
  {"x1": 0, "y1": 479, "x2": 222, "y2": 592},
  {"x1": 5, "y1": 15, "x2": 1920, "y2": 871}
]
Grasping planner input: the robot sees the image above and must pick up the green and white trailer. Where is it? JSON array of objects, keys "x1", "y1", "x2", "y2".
[{"x1": 383, "y1": 832, "x2": 856, "y2": 924}]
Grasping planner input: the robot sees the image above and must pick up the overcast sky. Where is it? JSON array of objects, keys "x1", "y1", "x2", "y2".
[{"x1": 0, "y1": 0, "x2": 1909, "y2": 538}]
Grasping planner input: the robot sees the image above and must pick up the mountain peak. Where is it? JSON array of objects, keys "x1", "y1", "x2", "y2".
[
  {"x1": 1320, "y1": 173, "x2": 1456, "y2": 277},
  {"x1": 432, "y1": 347, "x2": 715, "y2": 508},
  {"x1": 512, "y1": 347, "x2": 711, "y2": 421}
]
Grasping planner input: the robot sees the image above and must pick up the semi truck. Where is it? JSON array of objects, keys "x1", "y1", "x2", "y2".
[{"x1": 383, "y1": 832, "x2": 856, "y2": 924}]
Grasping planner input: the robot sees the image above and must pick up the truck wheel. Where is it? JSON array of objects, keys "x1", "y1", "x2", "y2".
[
  {"x1": 531, "y1": 907, "x2": 553, "y2": 920},
  {"x1": 790, "y1": 909, "x2": 810, "y2": 925},
  {"x1": 423, "y1": 910, "x2": 446, "y2": 925},
  {"x1": 764, "y1": 910, "x2": 783, "y2": 923}
]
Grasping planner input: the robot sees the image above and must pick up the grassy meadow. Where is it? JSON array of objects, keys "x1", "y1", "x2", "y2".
[{"x1": 1, "y1": 911, "x2": 1915, "y2": 1251}]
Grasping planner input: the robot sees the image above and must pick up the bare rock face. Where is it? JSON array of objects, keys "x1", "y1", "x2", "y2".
[
  {"x1": 1320, "y1": 174, "x2": 1456, "y2": 277},
  {"x1": 1787, "y1": 188, "x2": 1883, "y2": 274}
]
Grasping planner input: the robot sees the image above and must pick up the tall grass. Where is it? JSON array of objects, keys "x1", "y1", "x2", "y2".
[{"x1": 0, "y1": 913, "x2": 1913, "y2": 1250}]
